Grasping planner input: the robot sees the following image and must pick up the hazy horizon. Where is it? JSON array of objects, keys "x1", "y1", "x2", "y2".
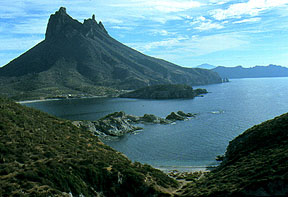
[{"x1": 0, "y1": 0, "x2": 288, "y2": 68}]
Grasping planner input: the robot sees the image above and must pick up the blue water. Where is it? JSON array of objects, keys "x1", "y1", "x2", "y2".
[{"x1": 23, "y1": 78, "x2": 288, "y2": 169}]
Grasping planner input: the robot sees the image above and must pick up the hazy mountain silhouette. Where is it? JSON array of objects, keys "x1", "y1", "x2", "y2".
[
  {"x1": 213, "y1": 64, "x2": 288, "y2": 79},
  {"x1": 0, "y1": 7, "x2": 221, "y2": 100},
  {"x1": 196, "y1": 63, "x2": 216, "y2": 69}
]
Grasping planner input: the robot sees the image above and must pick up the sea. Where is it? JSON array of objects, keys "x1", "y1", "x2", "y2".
[{"x1": 22, "y1": 77, "x2": 288, "y2": 171}]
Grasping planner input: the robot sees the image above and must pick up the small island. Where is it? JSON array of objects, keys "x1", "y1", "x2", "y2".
[
  {"x1": 73, "y1": 111, "x2": 196, "y2": 137},
  {"x1": 119, "y1": 84, "x2": 208, "y2": 99}
]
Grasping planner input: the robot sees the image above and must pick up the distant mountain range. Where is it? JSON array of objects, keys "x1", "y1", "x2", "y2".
[
  {"x1": 212, "y1": 64, "x2": 288, "y2": 79},
  {"x1": 196, "y1": 63, "x2": 216, "y2": 69},
  {"x1": 0, "y1": 7, "x2": 221, "y2": 100}
]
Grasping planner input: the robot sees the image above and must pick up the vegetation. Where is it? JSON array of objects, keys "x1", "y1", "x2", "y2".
[
  {"x1": 119, "y1": 84, "x2": 207, "y2": 99},
  {"x1": 0, "y1": 97, "x2": 178, "y2": 196},
  {"x1": 1, "y1": 95, "x2": 287, "y2": 196},
  {"x1": 178, "y1": 113, "x2": 288, "y2": 196}
]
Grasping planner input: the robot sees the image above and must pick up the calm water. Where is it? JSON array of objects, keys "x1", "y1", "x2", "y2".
[{"x1": 23, "y1": 78, "x2": 288, "y2": 170}]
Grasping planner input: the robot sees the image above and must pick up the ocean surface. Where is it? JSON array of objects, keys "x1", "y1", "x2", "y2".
[{"x1": 23, "y1": 77, "x2": 288, "y2": 170}]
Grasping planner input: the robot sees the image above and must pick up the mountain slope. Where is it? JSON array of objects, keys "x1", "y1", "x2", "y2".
[
  {"x1": 213, "y1": 64, "x2": 288, "y2": 79},
  {"x1": 0, "y1": 97, "x2": 178, "y2": 196},
  {"x1": 0, "y1": 7, "x2": 221, "y2": 100},
  {"x1": 178, "y1": 112, "x2": 288, "y2": 196}
]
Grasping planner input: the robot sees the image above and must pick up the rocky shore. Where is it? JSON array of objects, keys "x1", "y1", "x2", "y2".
[{"x1": 72, "y1": 111, "x2": 196, "y2": 137}]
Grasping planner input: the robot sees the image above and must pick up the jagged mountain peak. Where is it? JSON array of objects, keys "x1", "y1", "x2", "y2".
[
  {"x1": 0, "y1": 7, "x2": 221, "y2": 100},
  {"x1": 45, "y1": 7, "x2": 107, "y2": 41}
]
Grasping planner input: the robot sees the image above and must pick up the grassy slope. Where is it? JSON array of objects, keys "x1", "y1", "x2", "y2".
[
  {"x1": 178, "y1": 113, "x2": 288, "y2": 196},
  {"x1": 0, "y1": 97, "x2": 178, "y2": 196}
]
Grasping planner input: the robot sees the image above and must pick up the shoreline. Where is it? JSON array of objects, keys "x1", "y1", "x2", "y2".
[
  {"x1": 154, "y1": 165, "x2": 213, "y2": 173},
  {"x1": 17, "y1": 95, "x2": 110, "y2": 104}
]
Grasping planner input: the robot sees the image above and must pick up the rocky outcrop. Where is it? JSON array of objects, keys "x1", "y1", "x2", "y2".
[
  {"x1": 73, "y1": 112, "x2": 142, "y2": 137},
  {"x1": 119, "y1": 84, "x2": 208, "y2": 99},
  {"x1": 166, "y1": 111, "x2": 196, "y2": 121},
  {"x1": 73, "y1": 111, "x2": 196, "y2": 137}
]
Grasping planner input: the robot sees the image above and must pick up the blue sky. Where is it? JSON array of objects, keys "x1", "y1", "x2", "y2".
[{"x1": 0, "y1": 0, "x2": 288, "y2": 68}]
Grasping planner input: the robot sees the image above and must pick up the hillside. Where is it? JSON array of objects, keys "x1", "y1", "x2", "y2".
[
  {"x1": 178, "y1": 112, "x2": 288, "y2": 196},
  {"x1": 0, "y1": 97, "x2": 178, "y2": 196},
  {"x1": 1, "y1": 96, "x2": 288, "y2": 196},
  {"x1": 0, "y1": 7, "x2": 221, "y2": 101},
  {"x1": 119, "y1": 84, "x2": 207, "y2": 99},
  {"x1": 213, "y1": 64, "x2": 288, "y2": 79}
]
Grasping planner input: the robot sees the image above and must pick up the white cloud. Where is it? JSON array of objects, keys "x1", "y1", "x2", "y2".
[
  {"x1": 143, "y1": 32, "x2": 249, "y2": 66},
  {"x1": 10, "y1": 19, "x2": 48, "y2": 34},
  {"x1": 126, "y1": 32, "x2": 248, "y2": 59},
  {"x1": 103, "y1": 18, "x2": 124, "y2": 24},
  {"x1": 150, "y1": 30, "x2": 170, "y2": 36},
  {"x1": 150, "y1": 0, "x2": 202, "y2": 12},
  {"x1": 189, "y1": 16, "x2": 224, "y2": 31},
  {"x1": 233, "y1": 17, "x2": 261, "y2": 24},
  {"x1": 0, "y1": 36, "x2": 43, "y2": 51},
  {"x1": 126, "y1": 36, "x2": 189, "y2": 52},
  {"x1": 211, "y1": 0, "x2": 288, "y2": 20},
  {"x1": 110, "y1": 26, "x2": 133, "y2": 30},
  {"x1": 195, "y1": 21, "x2": 224, "y2": 30},
  {"x1": 111, "y1": 0, "x2": 202, "y2": 13},
  {"x1": 150, "y1": 15, "x2": 183, "y2": 24},
  {"x1": 209, "y1": 0, "x2": 232, "y2": 5}
]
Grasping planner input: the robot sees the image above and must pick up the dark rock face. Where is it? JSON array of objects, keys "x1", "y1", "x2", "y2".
[
  {"x1": 119, "y1": 84, "x2": 208, "y2": 99},
  {"x1": 0, "y1": 7, "x2": 221, "y2": 100},
  {"x1": 46, "y1": 7, "x2": 108, "y2": 41}
]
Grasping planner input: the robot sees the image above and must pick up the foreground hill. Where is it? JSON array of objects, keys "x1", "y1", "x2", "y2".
[
  {"x1": 212, "y1": 64, "x2": 288, "y2": 79},
  {"x1": 0, "y1": 97, "x2": 178, "y2": 196},
  {"x1": 0, "y1": 7, "x2": 221, "y2": 101},
  {"x1": 178, "y1": 112, "x2": 288, "y2": 196},
  {"x1": 1, "y1": 98, "x2": 288, "y2": 196}
]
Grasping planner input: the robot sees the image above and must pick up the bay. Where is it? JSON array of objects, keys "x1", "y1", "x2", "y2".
[{"x1": 23, "y1": 77, "x2": 288, "y2": 170}]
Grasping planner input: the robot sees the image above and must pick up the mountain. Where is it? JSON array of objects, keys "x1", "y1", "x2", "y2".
[
  {"x1": 0, "y1": 7, "x2": 222, "y2": 101},
  {"x1": 212, "y1": 64, "x2": 288, "y2": 79},
  {"x1": 196, "y1": 63, "x2": 216, "y2": 69},
  {"x1": 0, "y1": 97, "x2": 178, "y2": 196},
  {"x1": 178, "y1": 112, "x2": 288, "y2": 196}
]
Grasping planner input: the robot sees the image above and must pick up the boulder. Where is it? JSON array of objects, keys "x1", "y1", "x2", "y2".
[
  {"x1": 140, "y1": 114, "x2": 169, "y2": 124},
  {"x1": 166, "y1": 111, "x2": 196, "y2": 121},
  {"x1": 166, "y1": 112, "x2": 186, "y2": 121}
]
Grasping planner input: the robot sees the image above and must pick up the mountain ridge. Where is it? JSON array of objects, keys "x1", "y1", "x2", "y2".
[
  {"x1": 212, "y1": 64, "x2": 288, "y2": 79},
  {"x1": 0, "y1": 7, "x2": 221, "y2": 100}
]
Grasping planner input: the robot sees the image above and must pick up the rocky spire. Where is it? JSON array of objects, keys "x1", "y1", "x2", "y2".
[
  {"x1": 45, "y1": 7, "x2": 81, "y2": 40},
  {"x1": 58, "y1": 7, "x2": 67, "y2": 14},
  {"x1": 45, "y1": 7, "x2": 108, "y2": 41}
]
